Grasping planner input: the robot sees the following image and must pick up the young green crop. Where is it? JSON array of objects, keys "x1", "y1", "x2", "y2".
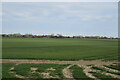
[
  {"x1": 2, "y1": 63, "x2": 69, "y2": 79},
  {"x1": 104, "y1": 65, "x2": 120, "y2": 71},
  {"x1": 2, "y1": 63, "x2": 23, "y2": 80},
  {"x1": 13, "y1": 63, "x2": 68, "y2": 79},
  {"x1": 2, "y1": 37, "x2": 118, "y2": 61},
  {"x1": 89, "y1": 72, "x2": 119, "y2": 80},
  {"x1": 91, "y1": 66, "x2": 120, "y2": 76},
  {"x1": 70, "y1": 65, "x2": 93, "y2": 80}
]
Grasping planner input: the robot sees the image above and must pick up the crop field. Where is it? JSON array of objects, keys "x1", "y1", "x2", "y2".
[
  {"x1": 2, "y1": 63, "x2": 69, "y2": 80},
  {"x1": 2, "y1": 37, "x2": 118, "y2": 61},
  {"x1": 1, "y1": 38, "x2": 119, "y2": 80},
  {"x1": 2, "y1": 63, "x2": 120, "y2": 80}
]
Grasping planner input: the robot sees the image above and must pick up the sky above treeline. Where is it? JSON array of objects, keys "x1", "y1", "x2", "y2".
[{"x1": 2, "y1": 2, "x2": 118, "y2": 37}]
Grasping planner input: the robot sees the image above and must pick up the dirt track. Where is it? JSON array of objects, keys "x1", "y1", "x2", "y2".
[{"x1": 1, "y1": 59, "x2": 119, "y2": 66}]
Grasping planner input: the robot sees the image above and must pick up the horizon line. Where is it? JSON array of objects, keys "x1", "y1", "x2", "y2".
[{"x1": 1, "y1": 33, "x2": 118, "y2": 38}]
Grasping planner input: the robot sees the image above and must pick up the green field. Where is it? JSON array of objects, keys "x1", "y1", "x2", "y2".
[
  {"x1": 70, "y1": 65, "x2": 93, "y2": 80},
  {"x1": 2, "y1": 37, "x2": 118, "y2": 61},
  {"x1": 2, "y1": 63, "x2": 120, "y2": 80},
  {"x1": 2, "y1": 38, "x2": 119, "y2": 79},
  {"x1": 2, "y1": 63, "x2": 69, "y2": 80}
]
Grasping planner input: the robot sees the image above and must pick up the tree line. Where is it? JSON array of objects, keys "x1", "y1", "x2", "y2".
[{"x1": 1, "y1": 33, "x2": 118, "y2": 39}]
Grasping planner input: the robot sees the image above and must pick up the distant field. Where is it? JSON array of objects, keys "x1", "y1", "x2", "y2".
[{"x1": 2, "y1": 37, "x2": 118, "y2": 61}]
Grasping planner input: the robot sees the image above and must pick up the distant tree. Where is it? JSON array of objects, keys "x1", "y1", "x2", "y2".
[
  {"x1": 56, "y1": 34, "x2": 63, "y2": 38},
  {"x1": 2, "y1": 34, "x2": 7, "y2": 37},
  {"x1": 2, "y1": 33, "x2": 117, "y2": 39},
  {"x1": 24, "y1": 34, "x2": 33, "y2": 38},
  {"x1": 49, "y1": 34, "x2": 54, "y2": 38}
]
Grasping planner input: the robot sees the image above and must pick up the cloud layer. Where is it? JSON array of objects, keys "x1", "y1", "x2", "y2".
[{"x1": 2, "y1": 2, "x2": 118, "y2": 37}]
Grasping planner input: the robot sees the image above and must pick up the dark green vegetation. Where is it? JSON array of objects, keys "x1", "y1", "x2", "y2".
[
  {"x1": 104, "y1": 65, "x2": 120, "y2": 71},
  {"x1": 70, "y1": 65, "x2": 93, "y2": 80},
  {"x1": 2, "y1": 63, "x2": 22, "y2": 80},
  {"x1": 2, "y1": 37, "x2": 118, "y2": 61},
  {"x1": 91, "y1": 66, "x2": 120, "y2": 75},
  {"x1": 14, "y1": 64, "x2": 68, "y2": 79},
  {"x1": 2, "y1": 63, "x2": 119, "y2": 80},
  {"x1": 89, "y1": 72, "x2": 119, "y2": 80},
  {"x1": 2, "y1": 63, "x2": 16, "y2": 78},
  {"x1": 2, "y1": 63, "x2": 69, "y2": 79},
  {"x1": 91, "y1": 66, "x2": 104, "y2": 71}
]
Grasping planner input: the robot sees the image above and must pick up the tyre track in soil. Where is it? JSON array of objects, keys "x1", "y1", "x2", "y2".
[
  {"x1": 1, "y1": 59, "x2": 119, "y2": 66},
  {"x1": 62, "y1": 65, "x2": 74, "y2": 79}
]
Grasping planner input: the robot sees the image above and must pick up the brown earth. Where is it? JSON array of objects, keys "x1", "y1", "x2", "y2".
[{"x1": 1, "y1": 59, "x2": 119, "y2": 66}]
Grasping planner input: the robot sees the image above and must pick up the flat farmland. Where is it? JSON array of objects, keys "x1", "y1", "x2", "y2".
[
  {"x1": 2, "y1": 38, "x2": 120, "y2": 80},
  {"x1": 2, "y1": 38, "x2": 118, "y2": 61}
]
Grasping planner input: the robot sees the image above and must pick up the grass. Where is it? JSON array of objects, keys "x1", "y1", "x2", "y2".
[
  {"x1": 2, "y1": 63, "x2": 69, "y2": 79},
  {"x1": 2, "y1": 37, "x2": 118, "y2": 61},
  {"x1": 91, "y1": 66, "x2": 104, "y2": 71},
  {"x1": 69, "y1": 65, "x2": 93, "y2": 80},
  {"x1": 91, "y1": 66, "x2": 120, "y2": 75},
  {"x1": 2, "y1": 63, "x2": 120, "y2": 80},
  {"x1": 13, "y1": 63, "x2": 68, "y2": 79},
  {"x1": 2, "y1": 63, "x2": 16, "y2": 78},
  {"x1": 2, "y1": 63, "x2": 23, "y2": 80},
  {"x1": 104, "y1": 65, "x2": 120, "y2": 71},
  {"x1": 89, "y1": 72, "x2": 119, "y2": 80}
]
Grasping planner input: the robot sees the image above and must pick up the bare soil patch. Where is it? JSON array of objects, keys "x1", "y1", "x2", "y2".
[
  {"x1": 30, "y1": 67, "x2": 38, "y2": 71},
  {"x1": 47, "y1": 67, "x2": 56, "y2": 71}
]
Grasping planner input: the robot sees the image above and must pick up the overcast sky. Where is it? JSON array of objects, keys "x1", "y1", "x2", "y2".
[{"x1": 2, "y1": 2, "x2": 118, "y2": 37}]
